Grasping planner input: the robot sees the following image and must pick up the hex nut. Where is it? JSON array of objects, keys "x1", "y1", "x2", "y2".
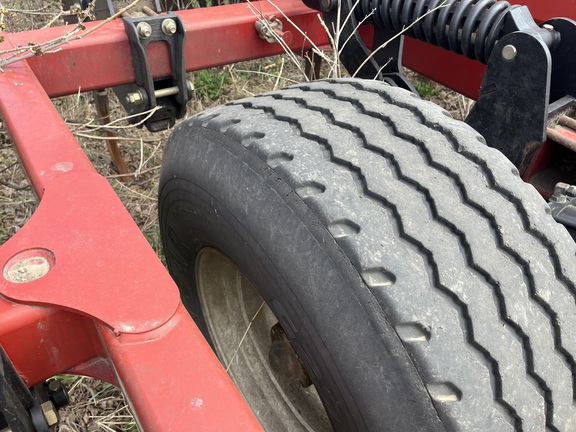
[
  {"x1": 46, "y1": 379, "x2": 70, "y2": 409},
  {"x1": 126, "y1": 91, "x2": 143, "y2": 105},
  {"x1": 41, "y1": 401, "x2": 58, "y2": 427},
  {"x1": 137, "y1": 22, "x2": 152, "y2": 39},
  {"x1": 162, "y1": 19, "x2": 177, "y2": 35}
]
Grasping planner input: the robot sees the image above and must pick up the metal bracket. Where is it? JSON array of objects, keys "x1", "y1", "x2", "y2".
[
  {"x1": 465, "y1": 30, "x2": 551, "y2": 172},
  {"x1": 122, "y1": 14, "x2": 192, "y2": 132},
  {"x1": 255, "y1": 15, "x2": 293, "y2": 45},
  {"x1": 465, "y1": 9, "x2": 576, "y2": 173},
  {"x1": 319, "y1": 0, "x2": 416, "y2": 93}
]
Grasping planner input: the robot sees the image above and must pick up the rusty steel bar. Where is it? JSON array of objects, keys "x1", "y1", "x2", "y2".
[
  {"x1": 547, "y1": 125, "x2": 576, "y2": 152},
  {"x1": 94, "y1": 89, "x2": 134, "y2": 182},
  {"x1": 559, "y1": 114, "x2": 576, "y2": 131}
]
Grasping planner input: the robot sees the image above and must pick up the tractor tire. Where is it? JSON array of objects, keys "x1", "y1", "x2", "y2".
[{"x1": 158, "y1": 78, "x2": 576, "y2": 431}]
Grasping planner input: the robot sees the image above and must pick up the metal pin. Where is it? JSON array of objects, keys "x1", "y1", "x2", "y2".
[{"x1": 502, "y1": 44, "x2": 518, "y2": 61}]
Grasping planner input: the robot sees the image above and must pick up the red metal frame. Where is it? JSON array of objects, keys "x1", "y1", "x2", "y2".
[{"x1": 0, "y1": 0, "x2": 573, "y2": 429}]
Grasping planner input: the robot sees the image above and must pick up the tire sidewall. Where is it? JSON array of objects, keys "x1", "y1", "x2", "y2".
[{"x1": 159, "y1": 125, "x2": 443, "y2": 432}]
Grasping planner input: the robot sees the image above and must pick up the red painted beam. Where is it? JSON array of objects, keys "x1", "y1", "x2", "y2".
[
  {"x1": 0, "y1": 299, "x2": 102, "y2": 386},
  {"x1": 0, "y1": 41, "x2": 96, "y2": 197},
  {"x1": 518, "y1": 0, "x2": 576, "y2": 21},
  {"x1": 99, "y1": 304, "x2": 263, "y2": 431},
  {"x1": 7, "y1": 0, "x2": 574, "y2": 100},
  {"x1": 0, "y1": 54, "x2": 261, "y2": 430},
  {"x1": 9, "y1": 0, "x2": 329, "y2": 98}
]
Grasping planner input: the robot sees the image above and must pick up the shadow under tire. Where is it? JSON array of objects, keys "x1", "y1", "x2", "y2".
[{"x1": 159, "y1": 78, "x2": 576, "y2": 431}]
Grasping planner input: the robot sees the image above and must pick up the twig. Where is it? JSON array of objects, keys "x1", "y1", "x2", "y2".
[
  {"x1": 0, "y1": 178, "x2": 29, "y2": 190},
  {"x1": 225, "y1": 301, "x2": 265, "y2": 373},
  {"x1": 273, "y1": 56, "x2": 284, "y2": 90},
  {"x1": 352, "y1": 1, "x2": 448, "y2": 79},
  {"x1": 113, "y1": 178, "x2": 156, "y2": 200},
  {"x1": 69, "y1": 106, "x2": 161, "y2": 132},
  {"x1": 4, "y1": 3, "x2": 54, "y2": 14},
  {"x1": 105, "y1": 164, "x2": 161, "y2": 179},
  {"x1": 0, "y1": 0, "x2": 141, "y2": 69},
  {"x1": 72, "y1": 132, "x2": 161, "y2": 142},
  {"x1": 0, "y1": 161, "x2": 17, "y2": 175},
  {"x1": 141, "y1": 138, "x2": 163, "y2": 168}
]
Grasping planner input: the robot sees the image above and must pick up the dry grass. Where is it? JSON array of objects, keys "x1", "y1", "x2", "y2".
[{"x1": 57, "y1": 377, "x2": 138, "y2": 432}]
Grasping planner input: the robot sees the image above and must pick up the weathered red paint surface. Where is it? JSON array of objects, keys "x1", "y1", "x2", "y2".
[
  {"x1": 0, "y1": 41, "x2": 261, "y2": 430},
  {"x1": 9, "y1": 0, "x2": 329, "y2": 98}
]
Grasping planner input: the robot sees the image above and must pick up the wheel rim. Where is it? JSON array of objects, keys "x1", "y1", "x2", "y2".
[{"x1": 195, "y1": 247, "x2": 332, "y2": 431}]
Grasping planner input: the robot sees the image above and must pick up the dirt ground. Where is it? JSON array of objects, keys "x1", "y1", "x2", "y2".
[{"x1": 0, "y1": 2, "x2": 472, "y2": 430}]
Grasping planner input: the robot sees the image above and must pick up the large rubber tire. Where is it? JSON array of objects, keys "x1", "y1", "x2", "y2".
[{"x1": 159, "y1": 79, "x2": 576, "y2": 431}]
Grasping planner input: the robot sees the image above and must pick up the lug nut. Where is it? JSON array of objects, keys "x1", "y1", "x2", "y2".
[
  {"x1": 161, "y1": 19, "x2": 177, "y2": 35},
  {"x1": 137, "y1": 22, "x2": 152, "y2": 39}
]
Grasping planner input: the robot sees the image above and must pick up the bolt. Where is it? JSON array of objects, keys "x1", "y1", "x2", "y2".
[
  {"x1": 46, "y1": 379, "x2": 69, "y2": 409},
  {"x1": 543, "y1": 23, "x2": 555, "y2": 32},
  {"x1": 48, "y1": 380, "x2": 61, "y2": 393},
  {"x1": 567, "y1": 186, "x2": 576, "y2": 197},
  {"x1": 501, "y1": 44, "x2": 518, "y2": 61},
  {"x1": 40, "y1": 401, "x2": 58, "y2": 427},
  {"x1": 555, "y1": 182, "x2": 570, "y2": 195},
  {"x1": 551, "y1": 182, "x2": 570, "y2": 202},
  {"x1": 320, "y1": 0, "x2": 334, "y2": 11},
  {"x1": 125, "y1": 90, "x2": 144, "y2": 105},
  {"x1": 137, "y1": 22, "x2": 152, "y2": 39},
  {"x1": 161, "y1": 19, "x2": 177, "y2": 35}
]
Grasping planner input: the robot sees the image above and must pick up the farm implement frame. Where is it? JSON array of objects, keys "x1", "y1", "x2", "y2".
[{"x1": 2, "y1": 0, "x2": 576, "y2": 430}]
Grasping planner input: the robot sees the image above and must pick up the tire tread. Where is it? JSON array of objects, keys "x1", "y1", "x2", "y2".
[{"x1": 180, "y1": 79, "x2": 576, "y2": 431}]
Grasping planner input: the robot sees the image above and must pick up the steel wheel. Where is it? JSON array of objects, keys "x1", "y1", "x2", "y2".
[{"x1": 195, "y1": 247, "x2": 332, "y2": 431}]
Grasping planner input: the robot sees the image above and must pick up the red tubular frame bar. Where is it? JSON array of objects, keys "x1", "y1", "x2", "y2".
[{"x1": 0, "y1": 0, "x2": 570, "y2": 429}]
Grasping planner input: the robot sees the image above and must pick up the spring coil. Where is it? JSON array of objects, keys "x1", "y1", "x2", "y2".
[{"x1": 355, "y1": 0, "x2": 514, "y2": 64}]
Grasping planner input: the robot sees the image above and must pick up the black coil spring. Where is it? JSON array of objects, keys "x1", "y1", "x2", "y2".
[{"x1": 355, "y1": 0, "x2": 514, "y2": 63}]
